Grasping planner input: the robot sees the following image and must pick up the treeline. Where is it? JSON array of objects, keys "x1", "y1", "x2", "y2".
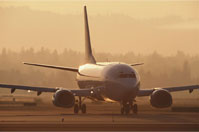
[{"x1": 0, "y1": 48, "x2": 199, "y2": 90}]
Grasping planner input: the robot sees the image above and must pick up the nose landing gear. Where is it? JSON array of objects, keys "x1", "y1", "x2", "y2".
[
  {"x1": 74, "y1": 96, "x2": 87, "y2": 114},
  {"x1": 121, "y1": 103, "x2": 130, "y2": 114},
  {"x1": 121, "y1": 101, "x2": 138, "y2": 115}
]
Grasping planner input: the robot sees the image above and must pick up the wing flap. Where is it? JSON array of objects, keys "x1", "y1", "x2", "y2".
[
  {"x1": 0, "y1": 83, "x2": 93, "y2": 97},
  {"x1": 163, "y1": 85, "x2": 199, "y2": 92},
  {"x1": 0, "y1": 83, "x2": 57, "y2": 93}
]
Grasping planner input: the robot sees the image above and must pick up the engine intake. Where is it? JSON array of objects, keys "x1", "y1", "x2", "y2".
[
  {"x1": 150, "y1": 89, "x2": 172, "y2": 108},
  {"x1": 52, "y1": 90, "x2": 75, "y2": 108}
]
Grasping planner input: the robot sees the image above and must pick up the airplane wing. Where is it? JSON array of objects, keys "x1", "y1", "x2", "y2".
[
  {"x1": 0, "y1": 83, "x2": 92, "y2": 96},
  {"x1": 137, "y1": 85, "x2": 199, "y2": 97},
  {"x1": 23, "y1": 62, "x2": 78, "y2": 72}
]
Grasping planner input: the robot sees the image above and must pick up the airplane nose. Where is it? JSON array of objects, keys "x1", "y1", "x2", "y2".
[
  {"x1": 104, "y1": 79, "x2": 137, "y2": 101},
  {"x1": 120, "y1": 79, "x2": 137, "y2": 100},
  {"x1": 122, "y1": 79, "x2": 137, "y2": 89}
]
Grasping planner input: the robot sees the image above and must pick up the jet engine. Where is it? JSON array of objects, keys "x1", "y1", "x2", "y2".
[
  {"x1": 150, "y1": 89, "x2": 172, "y2": 108},
  {"x1": 52, "y1": 90, "x2": 75, "y2": 108}
]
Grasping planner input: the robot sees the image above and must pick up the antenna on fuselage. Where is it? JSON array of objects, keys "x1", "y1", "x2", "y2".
[{"x1": 84, "y1": 6, "x2": 96, "y2": 64}]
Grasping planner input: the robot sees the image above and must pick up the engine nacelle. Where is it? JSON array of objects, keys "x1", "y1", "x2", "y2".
[
  {"x1": 150, "y1": 89, "x2": 172, "y2": 108},
  {"x1": 52, "y1": 90, "x2": 75, "y2": 108}
]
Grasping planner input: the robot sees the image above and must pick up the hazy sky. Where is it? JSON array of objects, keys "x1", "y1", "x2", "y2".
[
  {"x1": 1, "y1": 0, "x2": 198, "y2": 18},
  {"x1": 0, "y1": 0, "x2": 198, "y2": 55}
]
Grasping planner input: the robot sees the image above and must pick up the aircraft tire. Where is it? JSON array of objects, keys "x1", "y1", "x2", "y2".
[
  {"x1": 133, "y1": 104, "x2": 138, "y2": 114},
  {"x1": 81, "y1": 104, "x2": 86, "y2": 114},
  {"x1": 74, "y1": 104, "x2": 79, "y2": 114},
  {"x1": 121, "y1": 107, "x2": 124, "y2": 114},
  {"x1": 124, "y1": 105, "x2": 130, "y2": 114}
]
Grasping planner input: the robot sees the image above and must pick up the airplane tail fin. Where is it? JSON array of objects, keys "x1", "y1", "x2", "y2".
[{"x1": 84, "y1": 6, "x2": 96, "y2": 64}]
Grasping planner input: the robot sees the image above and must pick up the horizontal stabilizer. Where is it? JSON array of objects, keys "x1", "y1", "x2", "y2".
[
  {"x1": 130, "y1": 63, "x2": 144, "y2": 66},
  {"x1": 23, "y1": 62, "x2": 78, "y2": 72}
]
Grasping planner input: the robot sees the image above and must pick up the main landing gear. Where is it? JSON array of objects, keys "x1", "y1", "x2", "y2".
[
  {"x1": 120, "y1": 101, "x2": 138, "y2": 115},
  {"x1": 74, "y1": 96, "x2": 87, "y2": 114}
]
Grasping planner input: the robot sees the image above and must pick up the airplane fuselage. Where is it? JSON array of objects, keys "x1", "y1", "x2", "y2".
[{"x1": 77, "y1": 63, "x2": 140, "y2": 102}]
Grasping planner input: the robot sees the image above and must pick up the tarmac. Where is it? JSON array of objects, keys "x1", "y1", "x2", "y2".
[{"x1": 0, "y1": 102, "x2": 199, "y2": 131}]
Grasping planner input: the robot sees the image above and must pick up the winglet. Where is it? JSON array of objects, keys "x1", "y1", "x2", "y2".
[{"x1": 84, "y1": 6, "x2": 96, "y2": 64}]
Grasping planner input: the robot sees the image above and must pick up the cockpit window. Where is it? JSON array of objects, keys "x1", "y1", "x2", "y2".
[{"x1": 119, "y1": 73, "x2": 136, "y2": 78}]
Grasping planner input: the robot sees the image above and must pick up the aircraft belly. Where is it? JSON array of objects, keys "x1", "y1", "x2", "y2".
[{"x1": 76, "y1": 79, "x2": 104, "y2": 99}]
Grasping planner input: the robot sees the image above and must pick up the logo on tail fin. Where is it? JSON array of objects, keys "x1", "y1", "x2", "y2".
[{"x1": 84, "y1": 6, "x2": 96, "y2": 64}]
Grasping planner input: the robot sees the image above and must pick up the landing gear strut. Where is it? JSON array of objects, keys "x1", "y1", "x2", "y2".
[
  {"x1": 132, "y1": 104, "x2": 138, "y2": 114},
  {"x1": 74, "y1": 96, "x2": 87, "y2": 114},
  {"x1": 121, "y1": 101, "x2": 138, "y2": 115}
]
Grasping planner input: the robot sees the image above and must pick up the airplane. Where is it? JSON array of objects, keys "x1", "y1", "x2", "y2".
[{"x1": 0, "y1": 6, "x2": 198, "y2": 114}]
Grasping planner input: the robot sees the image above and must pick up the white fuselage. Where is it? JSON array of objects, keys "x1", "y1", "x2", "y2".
[{"x1": 76, "y1": 63, "x2": 140, "y2": 102}]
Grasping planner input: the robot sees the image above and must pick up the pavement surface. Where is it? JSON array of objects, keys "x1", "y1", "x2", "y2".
[{"x1": 0, "y1": 102, "x2": 199, "y2": 131}]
